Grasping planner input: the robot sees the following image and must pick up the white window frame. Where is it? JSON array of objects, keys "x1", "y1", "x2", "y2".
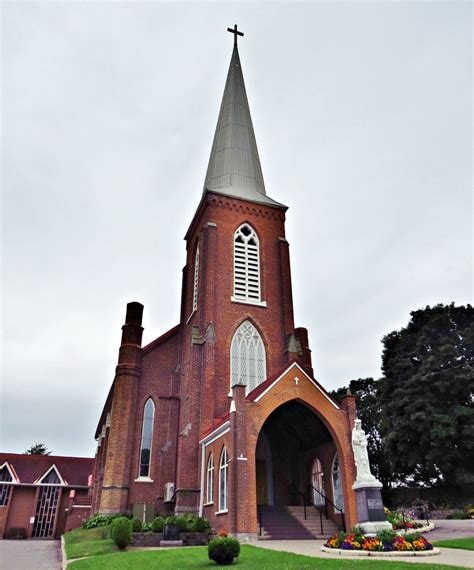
[
  {"x1": 218, "y1": 446, "x2": 228, "y2": 513},
  {"x1": 206, "y1": 453, "x2": 214, "y2": 504},
  {"x1": 231, "y1": 224, "x2": 266, "y2": 306},
  {"x1": 230, "y1": 320, "x2": 267, "y2": 395},
  {"x1": 192, "y1": 244, "x2": 199, "y2": 312},
  {"x1": 137, "y1": 398, "x2": 155, "y2": 481}
]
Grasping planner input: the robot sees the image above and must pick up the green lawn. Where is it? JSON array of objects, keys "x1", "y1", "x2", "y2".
[
  {"x1": 63, "y1": 525, "x2": 116, "y2": 559},
  {"x1": 433, "y1": 536, "x2": 474, "y2": 551},
  {"x1": 68, "y1": 544, "x2": 461, "y2": 569}
]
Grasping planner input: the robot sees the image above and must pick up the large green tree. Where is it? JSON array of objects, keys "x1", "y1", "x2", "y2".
[
  {"x1": 332, "y1": 378, "x2": 393, "y2": 489},
  {"x1": 379, "y1": 303, "x2": 473, "y2": 486}
]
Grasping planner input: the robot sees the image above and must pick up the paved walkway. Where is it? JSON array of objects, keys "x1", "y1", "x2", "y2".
[
  {"x1": 428, "y1": 520, "x2": 474, "y2": 541},
  {"x1": 0, "y1": 539, "x2": 61, "y2": 570}
]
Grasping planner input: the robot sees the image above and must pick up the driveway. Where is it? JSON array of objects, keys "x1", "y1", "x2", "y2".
[{"x1": 0, "y1": 540, "x2": 61, "y2": 570}]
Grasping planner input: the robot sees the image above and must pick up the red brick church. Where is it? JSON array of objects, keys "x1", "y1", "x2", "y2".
[{"x1": 91, "y1": 29, "x2": 358, "y2": 540}]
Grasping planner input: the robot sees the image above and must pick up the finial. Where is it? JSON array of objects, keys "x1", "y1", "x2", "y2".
[{"x1": 227, "y1": 24, "x2": 244, "y2": 46}]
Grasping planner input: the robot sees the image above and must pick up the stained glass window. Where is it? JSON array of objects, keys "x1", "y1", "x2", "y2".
[
  {"x1": 139, "y1": 399, "x2": 155, "y2": 478},
  {"x1": 231, "y1": 321, "x2": 266, "y2": 394},
  {"x1": 219, "y1": 447, "x2": 228, "y2": 512}
]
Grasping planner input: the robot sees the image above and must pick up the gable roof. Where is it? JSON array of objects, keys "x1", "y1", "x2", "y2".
[
  {"x1": 246, "y1": 361, "x2": 340, "y2": 409},
  {"x1": 0, "y1": 453, "x2": 93, "y2": 487}
]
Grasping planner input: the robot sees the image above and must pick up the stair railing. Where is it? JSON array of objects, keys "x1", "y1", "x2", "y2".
[
  {"x1": 307, "y1": 484, "x2": 346, "y2": 533},
  {"x1": 257, "y1": 506, "x2": 262, "y2": 536},
  {"x1": 290, "y1": 485, "x2": 324, "y2": 535}
]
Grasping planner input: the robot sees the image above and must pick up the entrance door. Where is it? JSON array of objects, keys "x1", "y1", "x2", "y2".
[
  {"x1": 256, "y1": 460, "x2": 268, "y2": 505},
  {"x1": 32, "y1": 486, "x2": 60, "y2": 538}
]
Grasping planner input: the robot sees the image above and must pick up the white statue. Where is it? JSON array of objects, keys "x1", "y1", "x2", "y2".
[{"x1": 351, "y1": 419, "x2": 377, "y2": 483}]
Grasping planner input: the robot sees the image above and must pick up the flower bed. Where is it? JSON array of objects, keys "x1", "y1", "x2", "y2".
[{"x1": 322, "y1": 530, "x2": 439, "y2": 557}]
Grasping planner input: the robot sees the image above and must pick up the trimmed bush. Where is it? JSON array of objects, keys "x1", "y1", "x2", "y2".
[
  {"x1": 208, "y1": 537, "x2": 240, "y2": 565},
  {"x1": 111, "y1": 517, "x2": 132, "y2": 550},
  {"x1": 164, "y1": 515, "x2": 187, "y2": 531},
  {"x1": 151, "y1": 516, "x2": 165, "y2": 533},
  {"x1": 191, "y1": 516, "x2": 211, "y2": 532},
  {"x1": 132, "y1": 518, "x2": 143, "y2": 532}
]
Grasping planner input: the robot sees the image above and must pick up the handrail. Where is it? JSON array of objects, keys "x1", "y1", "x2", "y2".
[
  {"x1": 258, "y1": 506, "x2": 262, "y2": 536},
  {"x1": 290, "y1": 485, "x2": 324, "y2": 535},
  {"x1": 307, "y1": 484, "x2": 346, "y2": 532}
]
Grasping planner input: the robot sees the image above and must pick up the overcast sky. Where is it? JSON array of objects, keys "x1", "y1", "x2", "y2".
[{"x1": 2, "y1": 2, "x2": 472, "y2": 458}]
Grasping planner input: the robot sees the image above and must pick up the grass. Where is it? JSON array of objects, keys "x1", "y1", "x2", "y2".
[
  {"x1": 63, "y1": 525, "x2": 116, "y2": 559},
  {"x1": 432, "y1": 536, "x2": 474, "y2": 551},
  {"x1": 68, "y1": 544, "x2": 462, "y2": 569}
]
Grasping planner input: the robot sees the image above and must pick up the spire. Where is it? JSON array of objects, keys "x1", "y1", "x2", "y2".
[{"x1": 203, "y1": 38, "x2": 286, "y2": 209}]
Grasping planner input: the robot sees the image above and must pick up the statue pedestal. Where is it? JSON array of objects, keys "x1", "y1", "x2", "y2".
[{"x1": 352, "y1": 479, "x2": 392, "y2": 535}]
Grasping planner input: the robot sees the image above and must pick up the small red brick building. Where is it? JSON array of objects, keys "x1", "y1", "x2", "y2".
[
  {"x1": 91, "y1": 35, "x2": 359, "y2": 540},
  {"x1": 0, "y1": 453, "x2": 93, "y2": 539}
]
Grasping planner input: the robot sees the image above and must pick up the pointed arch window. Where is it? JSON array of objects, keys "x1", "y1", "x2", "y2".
[
  {"x1": 192, "y1": 244, "x2": 200, "y2": 312},
  {"x1": 311, "y1": 458, "x2": 325, "y2": 506},
  {"x1": 218, "y1": 447, "x2": 228, "y2": 512},
  {"x1": 231, "y1": 320, "x2": 266, "y2": 394},
  {"x1": 0, "y1": 464, "x2": 13, "y2": 506},
  {"x1": 139, "y1": 399, "x2": 155, "y2": 478},
  {"x1": 206, "y1": 453, "x2": 214, "y2": 504},
  {"x1": 233, "y1": 224, "x2": 262, "y2": 304},
  {"x1": 332, "y1": 454, "x2": 344, "y2": 512}
]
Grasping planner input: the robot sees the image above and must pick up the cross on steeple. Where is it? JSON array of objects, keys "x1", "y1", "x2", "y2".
[{"x1": 227, "y1": 24, "x2": 244, "y2": 46}]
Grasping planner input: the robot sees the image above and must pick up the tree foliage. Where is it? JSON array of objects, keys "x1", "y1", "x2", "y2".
[
  {"x1": 332, "y1": 378, "x2": 393, "y2": 489},
  {"x1": 379, "y1": 303, "x2": 473, "y2": 486},
  {"x1": 24, "y1": 443, "x2": 51, "y2": 455}
]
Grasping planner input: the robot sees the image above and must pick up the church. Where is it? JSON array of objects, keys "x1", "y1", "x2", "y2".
[{"x1": 90, "y1": 27, "x2": 359, "y2": 540}]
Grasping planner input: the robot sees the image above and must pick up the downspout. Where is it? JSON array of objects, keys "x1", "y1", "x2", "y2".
[{"x1": 199, "y1": 442, "x2": 206, "y2": 517}]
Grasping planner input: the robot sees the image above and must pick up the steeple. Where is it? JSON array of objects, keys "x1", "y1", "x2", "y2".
[{"x1": 203, "y1": 36, "x2": 286, "y2": 209}]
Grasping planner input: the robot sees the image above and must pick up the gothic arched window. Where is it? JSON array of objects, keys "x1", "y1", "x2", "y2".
[
  {"x1": 192, "y1": 244, "x2": 199, "y2": 312},
  {"x1": 139, "y1": 399, "x2": 155, "y2": 478},
  {"x1": 206, "y1": 453, "x2": 214, "y2": 504},
  {"x1": 332, "y1": 454, "x2": 344, "y2": 512},
  {"x1": 233, "y1": 224, "x2": 261, "y2": 303},
  {"x1": 218, "y1": 446, "x2": 228, "y2": 512},
  {"x1": 230, "y1": 321, "x2": 266, "y2": 394},
  {"x1": 311, "y1": 457, "x2": 325, "y2": 506},
  {"x1": 0, "y1": 465, "x2": 13, "y2": 507}
]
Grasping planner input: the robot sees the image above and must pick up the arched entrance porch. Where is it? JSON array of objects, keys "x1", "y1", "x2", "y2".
[{"x1": 255, "y1": 400, "x2": 346, "y2": 538}]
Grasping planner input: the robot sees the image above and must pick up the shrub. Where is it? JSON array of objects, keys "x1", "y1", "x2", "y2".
[
  {"x1": 191, "y1": 516, "x2": 211, "y2": 532},
  {"x1": 151, "y1": 516, "x2": 165, "y2": 533},
  {"x1": 132, "y1": 518, "x2": 143, "y2": 532},
  {"x1": 111, "y1": 517, "x2": 132, "y2": 550},
  {"x1": 164, "y1": 515, "x2": 187, "y2": 531},
  {"x1": 82, "y1": 514, "x2": 115, "y2": 529},
  {"x1": 142, "y1": 522, "x2": 153, "y2": 532},
  {"x1": 208, "y1": 537, "x2": 240, "y2": 565},
  {"x1": 447, "y1": 511, "x2": 469, "y2": 520}
]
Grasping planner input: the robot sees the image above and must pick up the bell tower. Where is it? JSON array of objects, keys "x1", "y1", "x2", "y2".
[{"x1": 174, "y1": 28, "x2": 311, "y2": 513}]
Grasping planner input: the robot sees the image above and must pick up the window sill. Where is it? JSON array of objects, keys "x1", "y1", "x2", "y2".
[
  {"x1": 230, "y1": 296, "x2": 267, "y2": 308},
  {"x1": 215, "y1": 509, "x2": 228, "y2": 516},
  {"x1": 134, "y1": 477, "x2": 154, "y2": 483},
  {"x1": 203, "y1": 502, "x2": 214, "y2": 507}
]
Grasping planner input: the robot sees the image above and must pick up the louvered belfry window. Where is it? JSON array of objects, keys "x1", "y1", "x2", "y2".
[
  {"x1": 231, "y1": 320, "x2": 266, "y2": 395},
  {"x1": 192, "y1": 245, "x2": 199, "y2": 312},
  {"x1": 233, "y1": 224, "x2": 261, "y2": 303}
]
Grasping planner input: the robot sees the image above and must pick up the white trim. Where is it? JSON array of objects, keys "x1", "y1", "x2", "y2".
[
  {"x1": 215, "y1": 509, "x2": 228, "y2": 515},
  {"x1": 203, "y1": 502, "x2": 214, "y2": 507},
  {"x1": 0, "y1": 461, "x2": 19, "y2": 483},
  {"x1": 71, "y1": 505, "x2": 92, "y2": 509},
  {"x1": 134, "y1": 476, "x2": 154, "y2": 483},
  {"x1": 34, "y1": 464, "x2": 66, "y2": 486},
  {"x1": 237, "y1": 457, "x2": 248, "y2": 461},
  {"x1": 253, "y1": 362, "x2": 340, "y2": 409},
  {"x1": 199, "y1": 422, "x2": 230, "y2": 445},
  {"x1": 186, "y1": 309, "x2": 196, "y2": 324},
  {"x1": 231, "y1": 296, "x2": 267, "y2": 308},
  {"x1": 138, "y1": 398, "x2": 155, "y2": 479}
]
